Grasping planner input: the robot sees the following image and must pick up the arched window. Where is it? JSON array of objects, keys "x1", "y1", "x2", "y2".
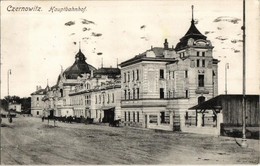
[{"x1": 198, "y1": 96, "x2": 205, "y2": 104}]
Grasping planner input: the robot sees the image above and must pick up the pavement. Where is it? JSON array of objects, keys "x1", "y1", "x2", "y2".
[{"x1": 1, "y1": 117, "x2": 259, "y2": 165}]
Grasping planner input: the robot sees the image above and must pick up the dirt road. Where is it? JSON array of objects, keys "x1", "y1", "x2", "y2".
[{"x1": 1, "y1": 117, "x2": 259, "y2": 164}]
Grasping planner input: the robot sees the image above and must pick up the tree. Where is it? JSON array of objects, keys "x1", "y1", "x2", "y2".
[{"x1": 0, "y1": 96, "x2": 31, "y2": 113}]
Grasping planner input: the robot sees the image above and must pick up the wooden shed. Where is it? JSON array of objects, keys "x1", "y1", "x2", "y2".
[{"x1": 189, "y1": 95, "x2": 259, "y2": 127}]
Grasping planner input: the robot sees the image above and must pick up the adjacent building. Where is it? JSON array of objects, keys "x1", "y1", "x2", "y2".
[
  {"x1": 8, "y1": 103, "x2": 22, "y2": 112},
  {"x1": 31, "y1": 86, "x2": 48, "y2": 117},
  {"x1": 32, "y1": 48, "x2": 121, "y2": 123}
]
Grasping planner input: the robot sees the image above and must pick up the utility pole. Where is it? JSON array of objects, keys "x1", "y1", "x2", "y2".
[
  {"x1": 7, "y1": 69, "x2": 12, "y2": 123},
  {"x1": 241, "y1": 0, "x2": 247, "y2": 148},
  {"x1": 225, "y1": 63, "x2": 229, "y2": 95}
]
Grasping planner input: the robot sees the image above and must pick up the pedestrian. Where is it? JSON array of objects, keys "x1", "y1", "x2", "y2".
[{"x1": 54, "y1": 117, "x2": 56, "y2": 126}]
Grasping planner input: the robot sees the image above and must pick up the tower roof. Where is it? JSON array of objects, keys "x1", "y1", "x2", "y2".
[
  {"x1": 63, "y1": 49, "x2": 91, "y2": 79},
  {"x1": 175, "y1": 6, "x2": 207, "y2": 51}
]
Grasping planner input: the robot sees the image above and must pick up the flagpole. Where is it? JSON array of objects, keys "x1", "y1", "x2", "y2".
[{"x1": 241, "y1": 0, "x2": 247, "y2": 148}]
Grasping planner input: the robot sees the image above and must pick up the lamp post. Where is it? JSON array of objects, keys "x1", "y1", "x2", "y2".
[
  {"x1": 7, "y1": 69, "x2": 12, "y2": 123},
  {"x1": 241, "y1": 0, "x2": 247, "y2": 148},
  {"x1": 225, "y1": 63, "x2": 229, "y2": 95}
]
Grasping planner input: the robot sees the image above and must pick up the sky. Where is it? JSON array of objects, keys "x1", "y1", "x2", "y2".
[{"x1": 1, "y1": 0, "x2": 259, "y2": 97}]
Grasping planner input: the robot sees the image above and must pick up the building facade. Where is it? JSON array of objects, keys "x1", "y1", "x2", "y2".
[
  {"x1": 31, "y1": 86, "x2": 48, "y2": 117},
  {"x1": 31, "y1": 8, "x2": 219, "y2": 132},
  {"x1": 32, "y1": 48, "x2": 121, "y2": 123},
  {"x1": 120, "y1": 14, "x2": 218, "y2": 131},
  {"x1": 8, "y1": 103, "x2": 22, "y2": 112}
]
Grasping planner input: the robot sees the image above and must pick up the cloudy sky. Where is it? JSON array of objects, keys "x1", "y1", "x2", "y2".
[{"x1": 1, "y1": 0, "x2": 259, "y2": 97}]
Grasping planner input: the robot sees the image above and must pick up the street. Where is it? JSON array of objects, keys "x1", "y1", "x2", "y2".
[{"x1": 1, "y1": 117, "x2": 259, "y2": 165}]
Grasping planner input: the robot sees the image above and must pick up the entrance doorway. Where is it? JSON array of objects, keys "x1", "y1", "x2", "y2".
[{"x1": 103, "y1": 108, "x2": 115, "y2": 123}]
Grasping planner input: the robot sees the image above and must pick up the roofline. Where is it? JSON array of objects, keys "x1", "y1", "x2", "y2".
[
  {"x1": 189, "y1": 94, "x2": 259, "y2": 110},
  {"x1": 120, "y1": 57, "x2": 177, "y2": 67}
]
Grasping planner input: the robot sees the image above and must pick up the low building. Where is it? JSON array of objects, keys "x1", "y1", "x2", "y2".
[
  {"x1": 8, "y1": 103, "x2": 22, "y2": 112},
  {"x1": 188, "y1": 94, "x2": 259, "y2": 136}
]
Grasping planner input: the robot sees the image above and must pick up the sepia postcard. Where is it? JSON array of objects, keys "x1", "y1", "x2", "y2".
[{"x1": 0, "y1": 0, "x2": 259, "y2": 165}]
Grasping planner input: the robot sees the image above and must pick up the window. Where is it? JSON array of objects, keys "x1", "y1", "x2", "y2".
[
  {"x1": 95, "y1": 95, "x2": 97, "y2": 104},
  {"x1": 128, "y1": 90, "x2": 130, "y2": 100},
  {"x1": 124, "y1": 73, "x2": 126, "y2": 83},
  {"x1": 37, "y1": 97, "x2": 39, "y2": 101},
  {"x1": 202, "y1": 52, "x2": 205, "y2": 57},
  {"x1": 133, "y1": 88, "x2": 135, "y2": 99},
  {"x1": 137, "y1": 112, "x2": 139, "y2": 122},
  {"x1": 99, "y1": 95, "x2": 101, "y2": 104},
  {"x1": 112, "y1": 93, "x2": 114, "y2": 103},
  {"x1": 160, "y1": 69, "x2": 164, "y2": 79},
  {"x1": 132, "y1": 71, "x2": 135, "y2": 81},
  {"x1": 136, "y1": 88, "x2": 140, "y2": 99},
  {"x1": 212, "y1": 70, "x2": 216, "y2": 76},
  {"x1": 102, "y1": 94, "x2": 105, "y2": 104},
  {"x1": 160, "y1": 112, "x2": 165, "y2": 123},
  {"x1": 107, "y1": 94, "x2": 110, "y2": 103},
  {"x1": 88, "y1": 95, "x2": 91, "y2": 104},
  {"x1": 185, "y1": 70, "x2": 188, "y2": 78},
  {"x1": 128, "y1": 72, "x2": 130, "y2": 82},
  {"x1": 169, "y1": 71, "x2": 171, "y2": 79},
  {"x1": 133, "y1": 112, "x2": 135, "y2": 122},
  {"x1": 202, "y1": 59, "x2": 205, "y2": 67},
  {"x1": 185, "y1": 90, "x2": 189, "y2": 98},
  {"x1": 198, "y1": 96, "x2": 205, "y2": 104},
  {"x1": 37, "y1": 111, "x2": 39, "y2": 115},
  {"x1": 160, "y1": 88, "x2": 164, "y2": 99},
  {"x1": 198, "y1": 75, "x2": 205, "y2": 87},
  {"x1": 197, "y1": 59, "x2": 200, "y2": 67},
  {"x1": 168, "y1": 91, "x2": 171, "y2": 98},
  {"x1": 125, "y1": 112, "x2": 127, "y2": 121},
  {"x1": 124, "y1": 90, "x2": 127, "y2": 100},
  {"x1": 136, "y1": 69, "x2": 139, "y2": 80},
  {"x1": 128, "y1": 112, "x2": 130, "y2": 121},
  {"x1": 197, "y1": 51, "x2": 200, "y2": 56},
  {"x1": 172, "y1": 71, "x2": 175, "y2": 79}
]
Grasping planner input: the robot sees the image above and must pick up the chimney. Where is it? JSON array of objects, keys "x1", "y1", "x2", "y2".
[
  {"x1": 164, "y1": 39, "x2": 169, "y2": 50},
  {"x1": 151, "y1": 45, "x2": 153, "y2": 50}
]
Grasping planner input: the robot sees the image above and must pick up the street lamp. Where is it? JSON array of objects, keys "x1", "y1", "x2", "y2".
[
  {"x1": 225, "y1": 63, "x2": 229, "y2": 95},
  {"x1": 7, "y1": 69, "x2": 12, "y2": 123}
]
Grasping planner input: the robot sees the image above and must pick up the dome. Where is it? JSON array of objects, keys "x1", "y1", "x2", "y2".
[
  {"x1": 63, "y1": 49, "x2": 94, "y2": 79},
  {"x1": 175, "y1": 19, "x2": 207, "y2": 51}
]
